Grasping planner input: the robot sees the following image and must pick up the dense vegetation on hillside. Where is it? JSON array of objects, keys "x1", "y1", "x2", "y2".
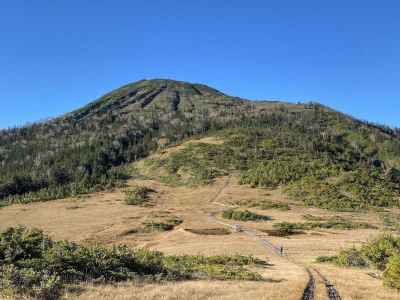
[
  {"x1": 0, "y1": 80, "x2": 248, "y2": 204},
  {"x1": 148, "y1": 124, "x2": 400, "y2": 210},
  {"x1": 0, "y1": 227, "x2": 265, "y2": 299},
  {"x1": 1, "y1": 79, "x2": 400, "y2": 210}
]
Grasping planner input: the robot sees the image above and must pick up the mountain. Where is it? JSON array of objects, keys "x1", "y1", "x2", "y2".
[
  {"x1": 1, "y1": 79, "x2": 400, "y2": 210},
  {"x1": 66, "y1": 79, "x2": 228, "y2": 122}
]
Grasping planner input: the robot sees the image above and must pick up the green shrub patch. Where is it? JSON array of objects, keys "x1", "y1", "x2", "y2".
[
  {"x1": 185, "y1": 228, "x2": 231, "y2": 235},
  {"x1": 271, "y1": 216, "x2": 374, "y2": 234},
  {"x1": 264, "y1": 222, "x2": 304, "y2": 237},
  {"x1": 235, "y1": 199, "x2": 291, "y2": 211},
  {"x1": 124, "y1": 185, "x2": 155, "y2": 205},
  {"x1": 222, "y1": 209, "x2": 271, "y2": 222},
  {"x1": 0, "y1": 227, "x2": 266, "y2": 299}
]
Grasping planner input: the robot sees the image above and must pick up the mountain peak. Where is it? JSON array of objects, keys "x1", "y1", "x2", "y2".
[
  {"x1": 68, "y1": 79, "x2": 229, "y2": 122},
  {"x1": 122, "y1": 78, "x2": 226, "y2": 97}
]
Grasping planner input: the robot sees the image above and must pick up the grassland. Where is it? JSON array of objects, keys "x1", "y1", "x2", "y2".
[{"x1": 1, "y1": 138, "x2": 400, "y2": 299}]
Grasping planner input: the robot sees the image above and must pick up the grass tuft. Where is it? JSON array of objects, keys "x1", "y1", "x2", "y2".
[
  {"x1": 185, "y1": 228, "x2": 231, "y2": 235},
  {"x1": 222, "y1": 209, "x2": 271, "y2": 222},
  {"x1": 124, "y1": 186, "x2": 155, "y2": 206}
]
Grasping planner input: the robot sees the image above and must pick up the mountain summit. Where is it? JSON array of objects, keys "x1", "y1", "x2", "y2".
[{"x1": 68, "y1": 79, "x2": 230, "y2": 122}]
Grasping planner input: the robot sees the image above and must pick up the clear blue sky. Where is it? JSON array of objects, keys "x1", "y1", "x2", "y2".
[{"x1": 1, "y1": 1, "x2": 399, "y2": 128}]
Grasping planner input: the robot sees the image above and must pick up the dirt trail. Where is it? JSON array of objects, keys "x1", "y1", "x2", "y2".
[
  {"x1": 312, "y1": 268, "x2": 342, "y2": 300},
  {"x1": 302, "y1": 269, "x2": 316, "y2": 300},
  {"x1": 207, "y1": 177, "x2": 342, "y2": 300}
]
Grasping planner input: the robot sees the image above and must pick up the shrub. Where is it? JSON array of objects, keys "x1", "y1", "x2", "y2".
[
  {"x1": 303, "y1": 214, "x2": 325, "y2": 221},
  {"x1": 267, "y1": 222, "x2": 304, "y2": 237},
  {"x1": 245, "y1": 199, "x2": 290, "y2": 211},
  {"x1": 162, "y1": 254, "x2": 266, "y2": 281},
  {"x1": 316, "y1": 255, "x2": 337, "y2": 263},
  {"x1": 316, "y1": 248, "x2": 368, "y2": 268},
  {"x1": 361, "y1": 234, "x2": 400, "y2": 270},
  {"x1": 0, "y1": 226, "x2": 53, "y2": 263},
  {"x1": 269, "y1": 217, "x2": 374, "y2": 237},
  {"x1": 0, "y1": 227, "x2": 265, "y2": 299},
  {"x1": 124, "y1": 186, "x2": 154, "y2": 205},
  {"x1": 222, "y1": 209, "x2": 271, "y2": 222},
  {"x1": 383, "y1": 254, "x2": 400, "y2": 289},
  {"x1": 0, "y1": 265, "x2": 62, "y2": 300},
  {"x1": 335, "y1": 247, "x2": 368, "y2": 268},
  {"x1": 308, "y1": 216, "x2": 376, "y2": 230},
  {"x1": 142, "y1": 217, "x2": 183, "y2": 232},
  {"x1": 185, "y1": 228, "x2": 231, "y2": 235},
  {"x1": 143, "y1": 222, "x2": 175, "y2": 232},
  {"x1": 166, "y1": 217, "x2": 184, "y2": 225}
]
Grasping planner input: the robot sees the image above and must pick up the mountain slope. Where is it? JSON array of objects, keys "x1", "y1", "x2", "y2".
[
  {"x1": 66, "y1": 79, "x2": 229, "y2": 122},
  {"x1": 1, "y1": 79, "x2": 400, "y2": 209}
]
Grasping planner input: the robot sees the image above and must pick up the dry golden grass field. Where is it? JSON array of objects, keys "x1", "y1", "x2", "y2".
[{"x1": 1, "y1": 138, "x2": 400, "y2": 300}]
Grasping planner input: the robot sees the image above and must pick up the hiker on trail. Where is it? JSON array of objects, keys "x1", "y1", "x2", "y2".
[{"x1": 280, "y1": 246, "x2": 284, "y2": 256}]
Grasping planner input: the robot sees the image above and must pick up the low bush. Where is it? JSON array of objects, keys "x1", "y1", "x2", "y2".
[
  {"x1": 316, "y1": 255, "x2": 337, "y2": 263},
  {"x1": 0, "y1": 227, "x2": 265, "y2": 299},
  {"x1": 361, "y1": 234, "x2": 400, "y2": 270},
  {"x1": 0, "y1": 264, "x2": 62, "y2": 299},
  {"x1": 273, "y1": 216, "x2": 374, "y2": 233},
  {"x1": 316, "y1": 249, "x2": 367, "y2": 268},
  {"x1": 124, "y1": 186, "x2": 154, "y2": 205},
  {"x1": 335, "y1": 247, "x2": 369, "y2": 267},
  {"x1": 222, "y1": 209, "x2": 271, "y2": 222},
  {"x1": 143, "y1": 222, "x2": 175, "y2": 232},
  {"x1": 166, "y1": 217, "x2": 184, "y2": 226},
  {"x1": 163, "y1": 254, "x2": 265, "y2": 281},
  {"x1": 142, "y1": 217, "x2": 183, "y2": 232},
  {"x1": 303, "y1": 214, "x2": 325, "y2": 221},
  {"x1": 383, "y1": 254, "x2": 400, "y2": 289},
  {"x1": 309, "y1": 216, "x2": 376, "y2": 230},
  {"x1": 185, "y1": 228, "x2": 231, "y2": 235},
  {"x1": 264, "y1": 222, "x2": 304, "y2": 237}
]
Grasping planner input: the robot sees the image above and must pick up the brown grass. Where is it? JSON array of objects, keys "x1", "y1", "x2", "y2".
[
  {"x1": 63, "y1": 279, "x2": 306, "y2": 300},
  {"x1": 313, "y1": 264, "x2": 400, "y2": 300},
  {"x1": 0, "y1": 138, "x2": 399, "y2": 299}
]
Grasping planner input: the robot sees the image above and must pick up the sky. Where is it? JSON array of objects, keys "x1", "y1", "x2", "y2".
[{"x1": 1, "y1": 1, "x2": 399, "y2": 128}]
